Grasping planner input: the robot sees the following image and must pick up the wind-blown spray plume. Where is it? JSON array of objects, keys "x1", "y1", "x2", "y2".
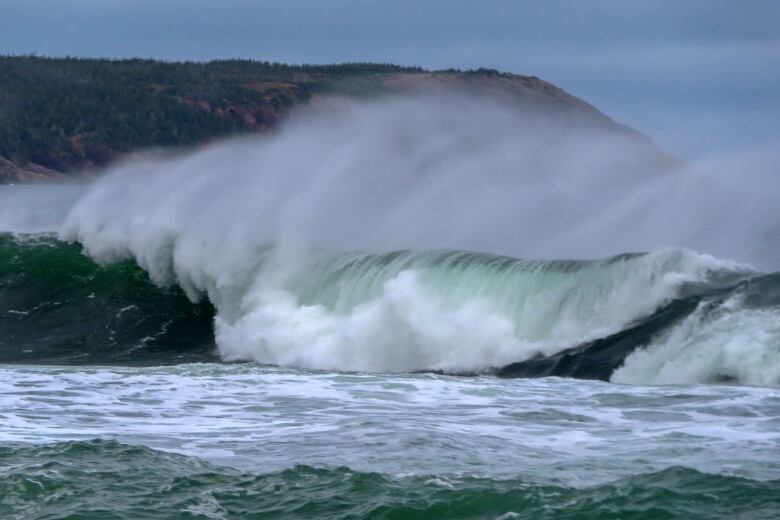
[{"x1": 2, "y1": 95, "x2": 778, "y2": 383}]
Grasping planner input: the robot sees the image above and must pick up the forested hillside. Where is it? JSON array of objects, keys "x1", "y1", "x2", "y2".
[{"x1": 0, "y1": 55, "x2": 669, "y2": 182}]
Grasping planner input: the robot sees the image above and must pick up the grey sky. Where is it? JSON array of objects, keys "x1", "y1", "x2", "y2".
[{"x1": 1, "y1": 0, "x2": 778, "y2": 159}]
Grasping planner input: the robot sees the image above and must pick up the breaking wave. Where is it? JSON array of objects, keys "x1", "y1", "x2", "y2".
[
  {"x1": 2, "y1": 96, "x2": 780, "y2": 385},
  {"x1": 4, "y1": 233, "x2": 780, "y2": 385}
]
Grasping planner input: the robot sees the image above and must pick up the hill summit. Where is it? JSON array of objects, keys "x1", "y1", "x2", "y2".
[{"x1": 0, "y1": 56, "x2": 677, "y2": 183}]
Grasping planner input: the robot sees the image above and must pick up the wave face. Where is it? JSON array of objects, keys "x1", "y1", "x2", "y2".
[
  {"x1": 213, "y1": 247, "x2": 744, "y2": 373},
  {"x1": 0, "y1": 234, "x2": 216, "y2": 365}
]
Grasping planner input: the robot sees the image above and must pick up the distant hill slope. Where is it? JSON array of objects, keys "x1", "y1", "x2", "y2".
[{"x1": 0, "y1": 56, "x2": 677, "y2": 183}]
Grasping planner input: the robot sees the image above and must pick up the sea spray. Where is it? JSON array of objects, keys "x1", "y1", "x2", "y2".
[{"x1": 0, "y1": 96, "x2": 778, "y2": 383}]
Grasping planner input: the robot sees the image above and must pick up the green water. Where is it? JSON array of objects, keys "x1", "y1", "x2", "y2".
[
  {"x1": 2, "y1": 363, "x2": 779, "y2": 519},
  {"x1": 3, "y1": 440, "x2": 779, "y2": 520},
  {"x1": 2, "y1": 235, "x2": 780, "y2": 518}
]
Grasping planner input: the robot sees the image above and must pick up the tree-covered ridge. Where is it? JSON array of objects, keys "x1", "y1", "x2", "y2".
[
  {"x1": 0, "y1": 56, "x2": 429, "y2": 175},
  {"x1": 0, "y1": 55, "x2": 661, "y2": 182}
]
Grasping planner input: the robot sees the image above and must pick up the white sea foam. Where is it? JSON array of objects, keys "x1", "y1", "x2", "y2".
[
  {"x1": 613, "y1": 295, "x2": 780, "y2": 386},
  {"x1": 1, "y1": 364, "x2": 778, "y2": 482}
]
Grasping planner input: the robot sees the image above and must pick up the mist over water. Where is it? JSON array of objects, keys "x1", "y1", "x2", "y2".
[
  {"x1": 0, "y1": 184, "x2": 84, "y2": 233},
  {"x1": 44, "y1": 95, "x2": 780, "y2": 269},
  {"x1": 3, "y1": 94, "x2": 780, "y2": 382}
]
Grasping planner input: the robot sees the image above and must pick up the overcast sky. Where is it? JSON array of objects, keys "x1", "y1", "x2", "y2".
[{"x1": 1, "y1": 0, "x2": 778, "y2": 159}]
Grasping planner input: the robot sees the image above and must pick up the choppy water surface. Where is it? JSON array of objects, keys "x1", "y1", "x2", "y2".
[{"x1": 2, "y1": 364, "x2": 780, "y2": 518}]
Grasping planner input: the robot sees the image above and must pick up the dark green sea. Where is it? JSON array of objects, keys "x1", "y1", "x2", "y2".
[
  {"x1": 2, "y1": 149, "x2": 780, "y2": 519},
  {"x1": 4, "y1": 440, "x2": 779, "y2": 520}
]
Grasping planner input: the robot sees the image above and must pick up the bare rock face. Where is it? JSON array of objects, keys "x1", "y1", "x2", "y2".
[{"x1": 0, "y1": 155, "x2": 67, "y2": 184}]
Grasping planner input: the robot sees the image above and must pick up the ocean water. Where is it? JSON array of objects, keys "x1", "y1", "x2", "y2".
[
  {"x1": 2, "y1": 229, "x2": 780, "y2": 518},
  {"x1": 2, "y1": 366, "x2": 780, "y2": 519},
  {"x1": 2, "y1": 98, "x2": 780, "y2": 518}
]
